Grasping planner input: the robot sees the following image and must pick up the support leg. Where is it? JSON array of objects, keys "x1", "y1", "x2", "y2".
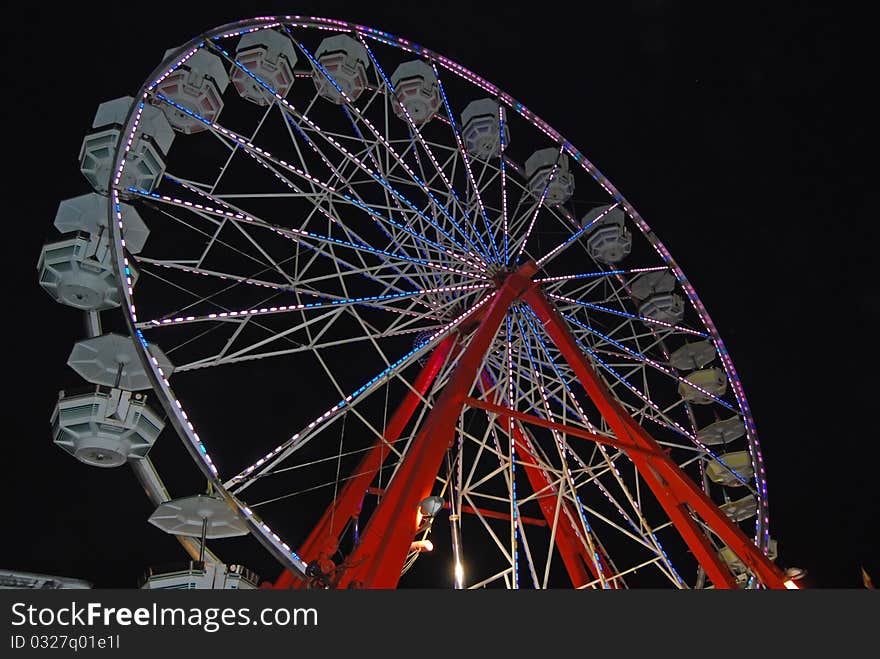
[{"x1": 523, "y1": 288, "x2": 787, "y2": 589}]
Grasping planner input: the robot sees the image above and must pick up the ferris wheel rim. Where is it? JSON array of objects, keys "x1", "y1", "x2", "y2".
[{"x1": 103, "y1": 14, "x2": 771, "y2": 587}]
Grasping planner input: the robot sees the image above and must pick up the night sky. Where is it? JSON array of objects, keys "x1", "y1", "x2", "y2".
[{"x1": 2, "y1": 2, "x2": 874, "y2": 589}]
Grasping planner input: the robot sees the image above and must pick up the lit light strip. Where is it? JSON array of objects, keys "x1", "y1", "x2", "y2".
[
  {"x1": 523, "y1": 307, "x2": 738, "y2": 475},
  {"x1": 355, "y1": 20, "x2": 623, "y2": 200},
  {"x1": 518, "y1": 305, "x2": 690, "y2": 498},
  {"x1": 154, "y1": 91, "x2": 343, "y2": 195},
  {"x1": 354, "y1": 17, "x2": 693, "y2": 582},
  {"x1": 560, "y1": 313, "x2": 737, "y2": 416},
  {"x1": 134, "y1": 257, "x2": 435, "y2": 321},
  {"x1": 536, "y1": 266, "x2": 667, "y2": 284},
  {"x1": 163, "y1": 174, "x2": 430, "y2": 304},
  {"x1": 112, "y1": 102, "x2": 145, "y2": 193},
  {"x1": 490, "y1": 319, "x2": 683, "y2": 584},
  {"x1": 146, "y1": 45, "x2": 203, "y2": 92},
  {"x1": 552, "y1": 314, "x2": 697, "y2": 433},
  {"x1": 535, "y1": 202, "x2": 621, "y2": 268},
  {"x1": 547, "y1": 292, "x2": 709, "y2": 337},
  {"x1": 112, "y1": 182, "x2": 232, "y2": 510},
  {"x1": 622, "y1": 191, "x2": 769, "y2": 548},
  {"x1": 324, "y1": 17, "x2": 761, "y2": 574},
  {"x1": 499, "y1": 105, "x2": 510, "y2": 265},
  {"x1": 505, "y1": 313, "x2": 519, "y2": 588},
  {"x1": 515, "y1": 307, "x2": 599, "y2": 434},
  {"x1": 432, "y1": 62, "x2": 501, "y2": 263},
  {"x1": 334, "y1": 103, "x2": 475, "y2": 310},
  {"x1": 139, "y1": 283, "x2": 491, "y2": 327},
  {"x1": 539, "y1": 311, "x2": 754, "y2": 489},
  {"x1": 514, "y1": 145, "x2": 564, "y2": 263}
]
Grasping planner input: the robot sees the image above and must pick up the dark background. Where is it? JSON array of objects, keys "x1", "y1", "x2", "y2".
[{"x1": 1, "y1": 2, "x2": 874, "y2": 588}]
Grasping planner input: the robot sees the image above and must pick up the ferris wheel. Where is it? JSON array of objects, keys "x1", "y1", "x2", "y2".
[{"x1": 38, "y1": 15, "x2": 800, "y2": 589}]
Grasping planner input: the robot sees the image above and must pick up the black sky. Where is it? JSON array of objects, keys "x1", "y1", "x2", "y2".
[{"x1": 2, "y1": 2, "x2": 874, "y2": 588}]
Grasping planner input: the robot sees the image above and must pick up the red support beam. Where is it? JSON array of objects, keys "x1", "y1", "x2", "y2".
[
  {"x1": 336, "y1": 263, "x2": 537, "y2": 588},
  {"x1": 456, "y1": 502, "x2": 547, "y2": 528},
  {"x1": 465, "y1": 397, "x2": 661, "y2": 458},
  {"x1": 270, "y1": 334, "x2": 456, "y2": 589},
  {"x1": 523, "y1": 287, "x2": 788, "y2": 589}
]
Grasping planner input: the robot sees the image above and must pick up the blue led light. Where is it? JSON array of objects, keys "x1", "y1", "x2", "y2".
[
  {"x1": 431, "y1": 62, "x2": 500, "y2": 263},
  {"x1": 549, "y1": 293, "x2": 709, "y2": 338},
  {"x1": 505, "y1": 314, "x2": 519, "y2": 588}
]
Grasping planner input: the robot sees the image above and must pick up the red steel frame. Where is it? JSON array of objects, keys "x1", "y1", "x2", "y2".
[{"x1": 272, "y1": 261, "x2": 789, "y2": 589}]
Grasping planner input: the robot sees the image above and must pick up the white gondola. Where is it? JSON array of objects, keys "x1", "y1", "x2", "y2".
[
  {"x1": 145, "y1": 495, "x2": 252, "y2": 589},
  {"x1": 629, "y1": 270, "x2": 676, "y2": 300},
  {"x1": 719, "y1": 494, "x2": 758, "y2": 522},
  {"x1": 718, "y1": 541, "x2": 779, "y2": 584},
  {"x1": 696, "y1": 416, "x2": 746, "y2": 445},
  {"x1": 669, "y1": 340, "x2": 717, "y2": 371},
  {"x1": 37, "y1": 233, "x2": 138, "y2": 310},
  {"x1": 461, "y1": 98, "x2": 508, "y2": 160},
  {"x1": 51, "y1": 386, "x2": 164, "y2": 467},
  {"x1": 639, "y1": 293, "x2": 685, "y2": 326},
  {"x1": 67, "y1": 333, "x2": 173, "y2": 391},
  {"x1": 525, "y1": 148, "x2": 574, "y2": 205},
  {"x1": 148, "y1": 494, "x2": 249, "y2": 539},
  {"x1": 39, "y1": 192, "x2": 145, "y2": 310},
  {"x1": 390, "y1": 60, "x2": 441, "y2": 125},
  {"x1": 313, "y1": 34, "x2": 370, "y2": 104},
  {"x1": 583, "y1": 204, "x2": 631, "y2": 263},
  {"x1": 140, "y1": 562, "x2": 259, "y2": 590},
  {"x1": 705, "y1": 451, "x2": 754, "y2": 486},
  {"x1": 718, "y1": 538, "x2": 778, "y2": 576},
  {"x1": 678, "y1": 367, "x2": 727, "y2": 403},
  {"x1": 153, "y1": 48, "x2": 229, "y2": 132},
  {"x1": 231, "y1": 29, "x2": 298, "y2": 105},
  {"x1": 53, "y1": 193, "x2": 149, "y2": 254},
  {"x1": 79, "y1": 96, "x2": 174, "y2": 195},
  {"x1": 718, "y1": 546, "x2": 749, "y2": 581}
]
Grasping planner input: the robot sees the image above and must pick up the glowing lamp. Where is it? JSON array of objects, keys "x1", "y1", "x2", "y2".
[
  {"x1": 410, "y1": 540, "x2": 434, "y2": 553},
  {"x1": 418, "y1": 496, "x2": 445, "y2": 518}
]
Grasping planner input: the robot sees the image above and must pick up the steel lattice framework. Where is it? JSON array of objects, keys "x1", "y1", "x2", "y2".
[{"x1": 93, "y1": 15, "x2": 791, "y2": 589}]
